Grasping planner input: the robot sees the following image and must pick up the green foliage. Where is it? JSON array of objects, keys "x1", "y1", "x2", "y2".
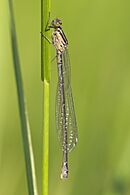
[{"x1": 1, "y1": 0, "x2": 130, "y2": 195}]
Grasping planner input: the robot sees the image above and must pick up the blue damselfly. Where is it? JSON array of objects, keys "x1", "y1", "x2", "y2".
[{"x1": 42, "y1": 18, "x2": 78, "y2": 179}]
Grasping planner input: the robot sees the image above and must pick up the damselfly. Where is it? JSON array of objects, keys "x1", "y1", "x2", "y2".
[{"x1": 42, "y1": 18, "x2": 78, "y2": 179}]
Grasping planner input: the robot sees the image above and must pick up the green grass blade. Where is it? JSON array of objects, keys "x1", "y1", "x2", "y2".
[
  {"x1": 42, "y1": 80, "x2": 50, "y2": 195},
  {"x1": 41, "y1": 0, "x2": 51, "y2": 194},
  {"x1": 8, "y1": 1, "x2": 38, "y2": 195},
  {"x1": 41, "y1": 0, "x2": 51, "y2": 82}
]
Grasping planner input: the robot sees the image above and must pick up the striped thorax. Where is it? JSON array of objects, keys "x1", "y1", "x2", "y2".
[{"x1": 49, "y1": 18, "x2": 68, "y2": 53}]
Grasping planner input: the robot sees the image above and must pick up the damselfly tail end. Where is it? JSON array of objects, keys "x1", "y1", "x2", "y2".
[{"x1": 60, "y1": 162, "x2": 68, "y2": 179}]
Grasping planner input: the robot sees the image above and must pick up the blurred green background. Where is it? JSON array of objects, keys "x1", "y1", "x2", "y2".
[{"x1": 1, "y1": 0, "x2": 130, "y2": 194}]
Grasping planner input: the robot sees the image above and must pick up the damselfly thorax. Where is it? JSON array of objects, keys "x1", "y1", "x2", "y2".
[{"x1": 52, "y1": 27, "x2": 68, "y2": 53}]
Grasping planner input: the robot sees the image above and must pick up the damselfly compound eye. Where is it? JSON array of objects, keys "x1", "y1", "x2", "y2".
[
  {"x1": 56, "y1": 18, "x2": 62, "y2": 25},
  {"x1": 50, "y1": 18, "x2": 62, "y2": 28}
]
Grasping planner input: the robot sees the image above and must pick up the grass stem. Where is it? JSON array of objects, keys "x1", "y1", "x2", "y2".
[
  {"x1": 41, "y1": 0, "x2": 51, "y2": 195},
  {"x1": 8, "y1": 1, "x2": 38, "y2": 195}
]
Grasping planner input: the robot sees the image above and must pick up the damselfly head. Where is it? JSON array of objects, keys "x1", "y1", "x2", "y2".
[{"x1": 49, "y1": 18, "x2": 62, "y2": 28}]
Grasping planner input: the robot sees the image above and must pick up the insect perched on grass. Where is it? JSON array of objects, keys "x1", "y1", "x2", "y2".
[{"x1": 41, "y1": 17, "x2": 78, "y2": 179}]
